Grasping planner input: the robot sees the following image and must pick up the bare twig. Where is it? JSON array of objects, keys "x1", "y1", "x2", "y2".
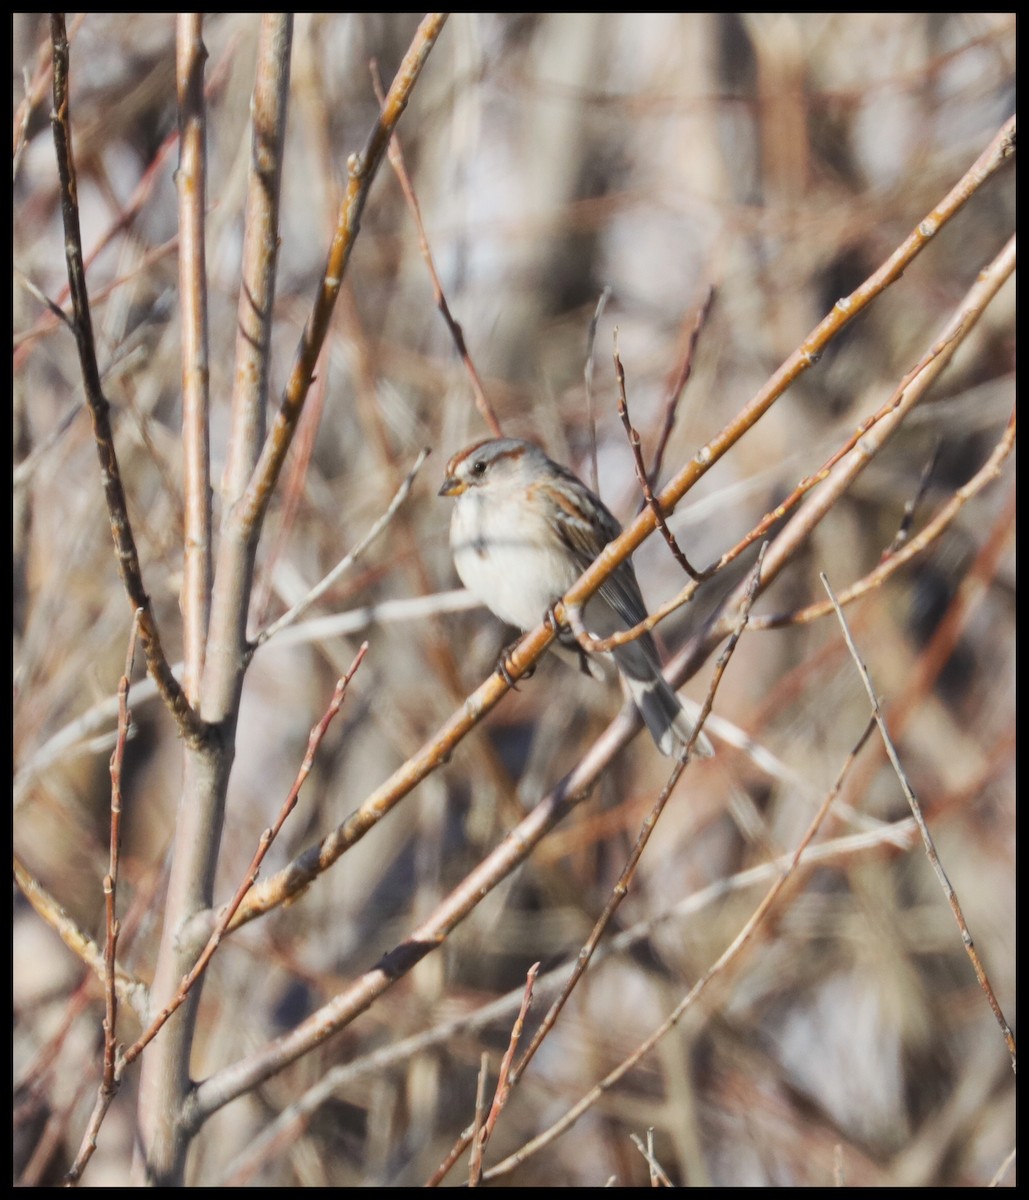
[
  {"x1": 441, "y1": 961, "x2": 540, "y2": 1188},
  {"x1": 63, "y1": 612, "x2": 140, "y2": 1184},
  {"x1": 482, "y1": 964, "x2": 538, "y2": 1146},
  {"x1": 820, "y1": 573, "x2": 1016, "y2": 1071},
  {"x1": 467, "y1": 1053, "x2": 490, "y2": 1187},
  {"x1": 614, "y1": 333, "x2": 702, "y2": 580},
  {"x1": 631, "y1": 1129, "x2": 673, "y2": 1187},
  {"x1": 647, "y1": 284, "x2": 715, "y2": 492},
  {"x1": 372, "y1": 60, "x2": 501, "y2": 438},
  {"x1": 13, "y1": 13, "x2": 84, "y2": 178},
  {"x1": 253, "y1": 450, "x2": 431, "y2": 648}
]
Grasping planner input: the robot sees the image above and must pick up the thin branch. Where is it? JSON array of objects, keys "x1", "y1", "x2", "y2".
[
  {"x1": 48, "y1": 611, "x2": 138, "y2": 1184},
  {"x1": 103, "y1": 616, "x2": 137, "y2": 1068},
  {"x1": 441, "y1": 962, "x2": 539, "y2": 1188},
  {"x1": 482, "y1": 964, "x2": 538, "y2": 1148},
  {"x1": 820, "y1": 573, "x2": 1016, "y2": 1071},
  {"x1": 13, "y1": 13, "x2": 84, "y2": 178},
  {"x1": 467, "y1": 1053, "x2": 490, "y2": 1187},
  {"x1": 253, "y1": 449, "x2": 430, "y2": 649},
  {"x1": 371, "y1": 60, "x2": 502, "y2": 438},
  {"x1": 631, "y1": 1130, "x2": 673, "y2": 1187},
  {"x1": 614, "y1": 333, "x2": 702, "y2": 579},
  {"x1": 647, "y1": 284, "x2": 715, "y2": 492}
]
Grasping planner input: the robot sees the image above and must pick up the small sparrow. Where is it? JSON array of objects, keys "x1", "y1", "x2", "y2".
[{"x1": 439, "y1": 437, "x2": 713, "y2": 757}]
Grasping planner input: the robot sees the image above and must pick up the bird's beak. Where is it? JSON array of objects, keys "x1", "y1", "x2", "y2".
[{"x1": 438, "y1": 476, "x2": 464, "y2": 497}]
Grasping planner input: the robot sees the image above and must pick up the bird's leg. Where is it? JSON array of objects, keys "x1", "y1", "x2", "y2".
[
  {"x1": 495, "y1": 634, "x2": 535, "y2": 688},
  {"x1": 545, "y1": 603, "x2": 597, "y2": 677}
]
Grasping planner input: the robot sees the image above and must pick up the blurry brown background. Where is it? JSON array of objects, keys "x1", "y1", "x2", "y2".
[{"x1": 13, "y1": 13, "x2": 1014, "y2": 1187}]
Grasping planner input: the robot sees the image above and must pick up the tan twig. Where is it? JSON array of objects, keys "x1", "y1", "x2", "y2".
[
  {"x1": 820, "y1": 573, "x2": 1016, "y2": 1072},
  {"x1": 63, "y1": 611, "x2": 140, "y2": 1184},
  {"x1": 467, "y1": 1052, "x2": 490, "y2": 1187},
  {"x1": 371, "y1": 59, "x2": 502, "y2": 438},
  {"x1": 614, "y1": 332, "x2": 702, "y2": 580},
  {"x1": 647, "y1": 284, "x2": 715, "y2": 493},
  {"x1": 481, "y1": 964, "x2": 539, "y2": 1148},
  {"x1": 444, "y1": 962, "x2": 539, "y2": 1188},
  {"x1": 48, "y1": 14, "x2": 205, "y2": 746},
  {"x1": 103, "y1": 617, "x2": 137, "y2": 1068},
  {"x1": 631, "y1": 1129, "x2": 673, "y2": 1187}
]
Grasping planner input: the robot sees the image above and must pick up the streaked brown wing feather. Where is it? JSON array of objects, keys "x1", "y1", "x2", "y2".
[{"x1": 546, "y1": 480, "x2": 651, "y2": 638}]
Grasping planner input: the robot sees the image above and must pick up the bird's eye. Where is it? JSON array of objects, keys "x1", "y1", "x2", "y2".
[{"x1": 471, "y1": 459, "x2": 487, "y2": 476}]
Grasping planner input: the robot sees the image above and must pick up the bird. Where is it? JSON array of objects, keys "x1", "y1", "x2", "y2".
[{"x1": 439, "y1": 436, "x2": 713, "y2": 757}]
